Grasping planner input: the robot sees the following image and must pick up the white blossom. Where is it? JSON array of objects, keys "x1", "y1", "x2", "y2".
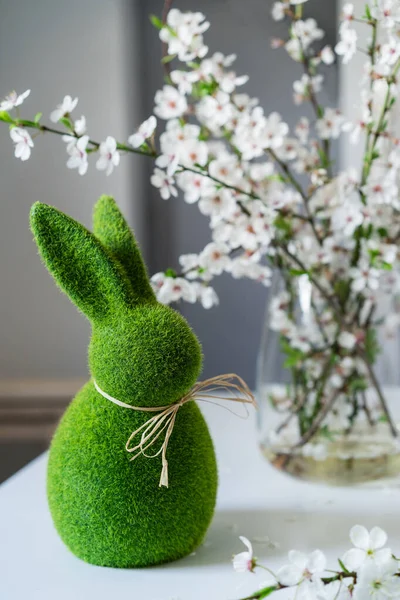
[
  {"x1": 349, "y1": 261, "x2": 380, "y2": 293},
  {"x1": 295, "y1": 117, "x2": 310, "y2": 144},
  {"x1": 324, "y1": 396, "x2": 353, "y2": 431},
  {"x1": 227, "y1": 256, "x2": 272, "y2": 286},
  {"x1": 170, "y1": 69, "x2": 200, "y2": 95},
  {"x1": 371, "y1": 0, "x2": 400, "y2": 29},
  {"x1": 362, "y1": 177, "x2": 399, "y2": 207},
  {"x1": 341, "y1": 3, "x2": 354, "y2": 21},
  {"x1": 353, "y1": 558, "x2": 399, "y2": 599},
  {"x1": 74, "y1": 115, "x2": 87, "y2": 136},
  {"x1": 198, "y1": 285, "x2": 219, "y2": 309},
  {"x1": 331, "y1": 202, "x2": 363, "y2": 237},
  {"x1": 319, "y1": 581, "x2": 351, "y2": 600},
  {"x1": 65, "y1": 135, "x2": 89, "y2": 175},
  {"x1": 285, "y1": 38, "x2": 303, "y2": 62},
  {"x1": 151, "y1": 273, "x2": 197, "y2": 304},
  {"x1": 343, "y1": 526, "x2": 391, "y2": 571},
  {"x1": 263, "y1": 112, "x2": 289, "y2": 150},
  {"x1": 198, "y1": 189, "x2": 237, "y2": 221},
  {"x1": 0, "y1": 89, "x2": 30, "y2": 111},
  {"x1": 128, "y1": 115, "x2": 157, "y2": 148},
  {"x1": 293, "y1": 75, "x2": 323, "y2": 104},
  {"x1": 379, "y1": 37, "x2": 400, "y2": 69},
  {"x1": 277, "y1": 549, "x2": 327, "y2": 586},
  {"x1": 154, "y1": 86, "x2": 187, "y2": 120},
  {"x1": 232, "y1": 536, "x2": 255, "y2": 573},
  {"x1": 159, "y1": 9, "x2": 209, "y2": 62},
  {"x1": 96, "y1": 136, "x2": 120, "y2": 176},
  {"x1": 199, "y1": 242, "x2": 230, "y2": 275},
  {"x1": 179, "y1": 138, "x2": 208, "y2": 168},
  {"x1": 176, "y1": 170, "x2": 214, "y2": 203},
  {"x1": 155, "y1": 153, "x2": 180, "y2": 176},
  {"x1": 320, "y1": 46, "x2": 335, "y2": 65},
  {"x1": 198, "y1": 53, "x2": 249, "y2": 94},
  {"x1": 335, "y1": 26, "x2": 357, "y2": 64},
  {"x1": 209, "y1": 154, "x2": 243, "y2": 184},
  {"x1": 196, "y1": 91, "x2": 233, "y2": 132},
  {"x1": 316, "y1": 108, "x2": 345, "y2": 140},
  {"x1": 292, "y1": 18, "x2": 324, "y2": 51},
  {"x1": 50, "y1": 95, "x2": 78, "y2": 123},
  {"x1": 337, "y1": 331, "x2": 357, "y2": 350},
  {"x1": 10, "y1": 127, "x2": 33, "y2": 161},
  {"x1": 150, "y1": 168, "x2": 178, "y2": 200},
  {"x1": 271, "y1": 2, "x2": 289, "y2": 21}
]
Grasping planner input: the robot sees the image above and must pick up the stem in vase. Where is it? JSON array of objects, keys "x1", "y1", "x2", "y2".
[
  {"x1": 292, "y1": 388, "x2": 344, "y2": 449},
  {"x1": 357, "y1": 350, "x2": 398, "y2": 438}
]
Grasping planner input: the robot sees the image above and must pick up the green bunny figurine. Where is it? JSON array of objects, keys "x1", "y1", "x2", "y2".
[{"x1": 30, "y1": 196, "x2": 218, "y2": 568}]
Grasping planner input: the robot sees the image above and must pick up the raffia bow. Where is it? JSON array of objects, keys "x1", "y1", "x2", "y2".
[{"x1": 93, "y1": 374, "x2": 256, "y2": 488}]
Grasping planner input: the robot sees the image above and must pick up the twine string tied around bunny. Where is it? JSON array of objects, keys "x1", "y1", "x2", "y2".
[{"x1": 93, "y1": 374, "x2": 256, "y2": 488}]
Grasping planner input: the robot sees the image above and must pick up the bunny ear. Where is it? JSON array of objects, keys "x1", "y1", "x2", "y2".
[
  {"x1": 92, "y1": 196, "x2": 156, "y2": 305},
  {"x1": 30, "y1": 202, "x2": 135, "y2": 322}
]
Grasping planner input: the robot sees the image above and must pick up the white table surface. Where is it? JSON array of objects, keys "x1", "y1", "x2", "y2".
[{"x1": 2, "y1": 402, "x2": 400, "y2": 600}]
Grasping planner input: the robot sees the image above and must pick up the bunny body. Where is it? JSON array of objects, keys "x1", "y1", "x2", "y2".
[
  {"x1": 30, "y1": 197, "x2": 218, "y2": 567},
  {"x1": 48, "y1": 380, "x2": 216, "y2": 567}
]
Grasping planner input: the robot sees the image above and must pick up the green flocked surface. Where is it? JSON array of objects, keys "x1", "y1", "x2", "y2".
[{"x1": 30, "y1": 197, "x2": 218, "y2": 568}]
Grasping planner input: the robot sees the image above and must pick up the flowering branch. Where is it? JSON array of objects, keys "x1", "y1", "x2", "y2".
[
  {"x1": 233, "y1": 525, "x2": 400, "y2": 600},
  {"x1": 2, "y1": 0, "x2": 400, "y2": 460}
]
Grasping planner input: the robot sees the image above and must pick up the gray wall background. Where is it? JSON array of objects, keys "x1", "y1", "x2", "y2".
[
  {"x1": 0, "y1": 0, "x2": 145, "y2": 379},
  {"x1": 0, "y1": 0, "x2": 337, "y2": 388}
]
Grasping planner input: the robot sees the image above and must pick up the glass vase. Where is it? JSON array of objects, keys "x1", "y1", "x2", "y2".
[{"x1": 256, "y1": 271, "x2": 400, "y2": 486}]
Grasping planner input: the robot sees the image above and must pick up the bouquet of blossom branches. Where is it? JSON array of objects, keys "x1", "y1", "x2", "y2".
[
  {"x1": 233, "y1": 525, "x2": 400, "y2": 600},
  {"x1": 2, "y1": 0, "x2": 400, "y2": 464}
]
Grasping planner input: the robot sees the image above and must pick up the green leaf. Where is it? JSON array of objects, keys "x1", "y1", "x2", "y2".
[
  {"x1": 364, "y1": 4, "x2": 372, "y2": 20},
  {"x1": 165, "y1": 268, "x2": 177, "y2": 278},
  {"x1": 381, "y1": 262, "x2": 393, "y2": 271},
  {"x1": 289, "y1": 268, "x2": 308, "y2": 277},
  {"x1": 338, "y1": 558, "x2": 349, "y2": 573},
  {"x1": 284, "y1": 353, "x2": 304, "y2": 368},
  {"x1": 258, "y1": 586, "x2": 279, "y2": 599},
  {"x1": 34, "y1": 112, "x2": 43, "y2": 124},
  {"x1": 368, "y1": 248, "x2": 380, "y2": 264},
  {"x1": 150, "y1": 14, "x2": 164, "y2": 30},
  {"x1": 319, "y1": 425, "x2": 335, "y2": 441},
  {"x1": 0, "y1": 110, "x2": 14, "y2": 123},
  {"x1": 274, "y1": 214, "x2": 292, "y2": 236},
  {"x1": 371, "y1": 149, "x2": 380, "y2": 161},
  {"x1": 198, "y1": 126, "x2": 210, "y2": 141},
  {"x1": 364, "y1": 223, "x2": 373, "y2": 239},
  {"x1": 59, "y1": 116, "x2": 73, "y2": 130},
  {"x1": 161, "y1": 53, "x2": 176, "y2": 64},
  {"x1": 192, "y1": 78, "x2": 219, "y2": 98},
  {"x1": 349, "y1": 377, "x2": 368, "y2": 393},
  {"x1": 280, "y1": 338, "x2": 305, "y2": 367},
  {"x1": 377, "y1": 227, "x2": 388, "y2": 237}
]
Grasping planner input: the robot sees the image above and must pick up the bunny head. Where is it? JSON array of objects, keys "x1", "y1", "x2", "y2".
[{"x1": 30, "y1": 197, "x2": 202, "y2": 407}]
